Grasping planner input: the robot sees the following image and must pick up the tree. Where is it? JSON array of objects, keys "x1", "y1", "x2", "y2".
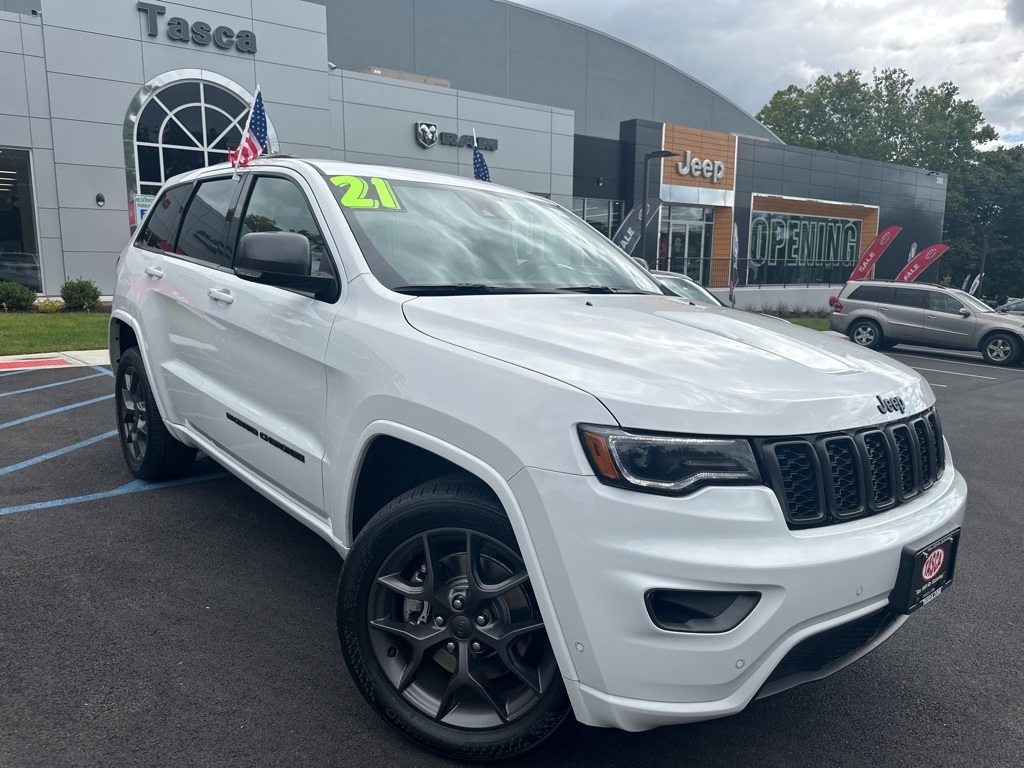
[{"x1": 756, "y1": 69, "x2": 1024, "y2": 301}]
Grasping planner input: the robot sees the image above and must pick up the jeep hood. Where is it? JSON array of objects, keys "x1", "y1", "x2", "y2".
[{"x1": 402, "y1": 294, "x2": 932, "y2": 435}]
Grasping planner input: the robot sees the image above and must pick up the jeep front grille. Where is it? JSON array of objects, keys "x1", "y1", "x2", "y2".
[{"x1": 759, "y1": 408, "x2": 945, "y2": 528}]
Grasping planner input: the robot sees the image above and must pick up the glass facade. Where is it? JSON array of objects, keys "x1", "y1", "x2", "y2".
[
  {"x1": 135, "y1": 81, "x2": 250, "y2": 196},
  {"x1": 0, "y1": 147, "x2": 40, "y2": 292},
  {"x1": 657, "y1": 205, "x2": 714, "y2": 283},
  {"x1": 571, "y1": 198, "x2": 624, "y2": 239}
]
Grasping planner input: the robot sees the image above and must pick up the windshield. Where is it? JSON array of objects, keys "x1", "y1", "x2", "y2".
[
  {"x1": 950, "y1": 289, "x2": 994, "y2": 313},
  {"x1": 327, "y1": 175, "x2": 663, "y2": 295},
  {"x1": 656, "y1": 275, "x2": 722, "y2": 305}
]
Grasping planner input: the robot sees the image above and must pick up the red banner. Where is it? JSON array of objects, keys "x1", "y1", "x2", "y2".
[
  {"x1": 895, "y1": 243, "x2": 948, "y2": 282},
  {"x1": 849, "y1": 225, "x2": 901, "y2": 280}
]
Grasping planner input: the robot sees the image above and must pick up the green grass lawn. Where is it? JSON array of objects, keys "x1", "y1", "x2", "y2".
[
  {"x1": 0, "y1": 313, "x2": 109, "y2": 355},
  {"x1": 786, "y1": 317, "x2": 831, "y2": 332}
]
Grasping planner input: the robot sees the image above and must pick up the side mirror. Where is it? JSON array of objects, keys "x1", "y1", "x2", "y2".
[
  {"x1": 959, "y1": 307, "x2": 970, "y2": 317},
  {"x1": 234, "y1": 231, "x2": 335, "y2": 296}
]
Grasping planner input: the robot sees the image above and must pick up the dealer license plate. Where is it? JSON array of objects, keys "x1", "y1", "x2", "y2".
[{"x1": 889, "y1": 529, "x2": 960, "y2": 615}]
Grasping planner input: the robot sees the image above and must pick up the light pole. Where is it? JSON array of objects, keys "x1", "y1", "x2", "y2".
[{"x1": 639, "y1": 150, "x2": 679, "y2": 268}]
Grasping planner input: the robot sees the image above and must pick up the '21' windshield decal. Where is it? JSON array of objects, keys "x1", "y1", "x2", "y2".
[{"x1": 330, "y1": 175, "x2": 403, "y2": 211}]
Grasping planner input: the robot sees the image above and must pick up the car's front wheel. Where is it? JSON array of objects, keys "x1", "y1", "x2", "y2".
[
  {"x1": 115, "y1": 347, "x2": 197, "y2": 480},
  {"x1": 849, "y1": 319, "x2": 883, "y2": 349},
  {"x1": 337, "y1": 476, "x2": 569, "y2": 761},
  {"x1": 980, "y1": 332, "x2": 1021, "y2": 366}
]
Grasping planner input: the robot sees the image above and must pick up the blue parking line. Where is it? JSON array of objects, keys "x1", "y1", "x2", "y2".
[
  {"x1": 0, "y1": 394, "x2": 113, "y2": 430},
  {"x1": 0, "y1": 471, "x2": 231, "y2": 516},
  {"x1": 0, "y1": 372, "x2": 109, "y2": 398},
  {"x1": 0, "y1": 369, "x2": 34, "y2": 378},
  {"x1": 92, "y1": 365, "x2": 114, "y2": 377},
  {"x1": 0, "y1": 430, "x2": 118, "y2": 476}
]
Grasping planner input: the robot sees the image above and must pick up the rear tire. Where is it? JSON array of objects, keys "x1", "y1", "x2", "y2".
[
  {"x1": 848, "y1": 319, "x2": 883, "y2": 350},
  {"x1": 115, "y1": 347, "x2": 197, "y2": 480},
  {"x1": 337, "y1": 476, "x2": 570, "y2": 761},
  {"x1": 979, "y1": 332, "x2": 1021, "y2": 366}
]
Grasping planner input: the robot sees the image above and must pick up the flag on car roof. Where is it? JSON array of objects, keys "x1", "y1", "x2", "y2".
[
  {"x1": 473, "y1": 146, "x2": 491, "y2": 182},
  {"x1": 229, "y1": 86, "x2": 268, "y2": 171},
  {"x1": 729, "y1": 221, "x2": 739, "y2": 306}
]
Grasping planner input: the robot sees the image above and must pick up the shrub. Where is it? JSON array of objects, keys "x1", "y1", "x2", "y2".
[
  {"x1": 60, "y1": 278, "x2": 101, "y2": 311},
  {"x1": 36, "y1": 298, "x2": 64, "y2": 314},
  {"x1": 0, "y1": 280, "x2": 37, "y2": 312}
]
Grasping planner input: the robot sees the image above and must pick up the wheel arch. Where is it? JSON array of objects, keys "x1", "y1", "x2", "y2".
[{"x1": 342, "y1": 420, "x2": 580, "y2": 682}]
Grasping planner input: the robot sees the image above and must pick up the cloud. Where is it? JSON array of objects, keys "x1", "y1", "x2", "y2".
[{"x1": 513, "y1": 0, "x2": 1024, "y2": 145}]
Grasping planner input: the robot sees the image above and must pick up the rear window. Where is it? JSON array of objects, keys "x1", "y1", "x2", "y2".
[
  {"x1": 848, "y1": 285, "x2": 893, "y2": 303},
  {"x1": 135, "y1": 184, "x2": 190, "y2": 253},
  {"x1": 893, "y1": 287, "x2": 925, "y2": 308},
  {"x1": 176, "y1": 178, "x2": 238, "y2": 267}
]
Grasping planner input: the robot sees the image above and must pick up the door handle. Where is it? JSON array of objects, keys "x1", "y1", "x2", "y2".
[
  {"x1": 144, "y1": 266, "x2": 164, "y2": 278},
  {"x1": 879, "y1": 306, "x2": 890, "y2": 312},
  {"x1": 208, "y1": 287, "x2": 234, "y2": 304},
  {"x1": 925, "y1": 314, "x2": 937, "y2": 319}
]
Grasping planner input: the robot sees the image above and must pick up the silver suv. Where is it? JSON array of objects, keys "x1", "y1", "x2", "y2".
[{"x1": 829, "y1": 280, "x2": 1024, "y2": 365}]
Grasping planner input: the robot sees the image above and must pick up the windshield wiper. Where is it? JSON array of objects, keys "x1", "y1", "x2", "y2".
[
  {"x1": 554, "y1": 285, "x2": 653, "y2": 294},
  {"x1": 391, "y1": 283, "x2": 554, "y2": 296}
]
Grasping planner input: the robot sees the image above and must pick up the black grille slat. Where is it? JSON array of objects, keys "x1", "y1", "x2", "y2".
[
  {"x1": 824, "y1": 437, "x2": 861, "y2": 516},
  {"x1": 773, "y1": 443, "x2": 822, "y2": 523},
  {"x1": 761, "y1": 408, "x2": 945, "y2": 529}
]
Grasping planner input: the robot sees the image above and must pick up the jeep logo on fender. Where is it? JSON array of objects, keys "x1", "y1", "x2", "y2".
[{"x1": 876, "y1": 395, "x2": 906, "y2": 414}]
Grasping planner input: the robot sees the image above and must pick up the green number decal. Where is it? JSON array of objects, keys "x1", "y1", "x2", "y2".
[
  {"x1": 330, "y1": 175, "x2": 377, "y2": 208},
  {"x1": 330, "y1": 175, "x2": 403, "y2": 211}
]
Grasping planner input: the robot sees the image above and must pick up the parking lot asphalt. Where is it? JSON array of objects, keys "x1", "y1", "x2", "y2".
[{"x1": 1, "y1": 349, "x2": 1023, "y2": 768}]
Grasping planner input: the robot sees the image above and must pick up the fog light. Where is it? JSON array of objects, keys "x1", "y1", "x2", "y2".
[{"x1": 645, "y1": 589, "x2": 760, "y2": 633}]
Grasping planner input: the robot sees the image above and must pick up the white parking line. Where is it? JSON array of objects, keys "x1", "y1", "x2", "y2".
[
  {"x1": 891, "y1": 351, "x2": 1024, "y2": 374},
  {"x1": 910, "y1": 367, "x2": 995, "y2": 380}
]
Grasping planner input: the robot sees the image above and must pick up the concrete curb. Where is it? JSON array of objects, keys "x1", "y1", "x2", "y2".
[{"x1": 0, "y1": 349, "x2": 111, "y2": 371}]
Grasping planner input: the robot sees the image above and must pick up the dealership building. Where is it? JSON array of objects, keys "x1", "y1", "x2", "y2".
[{"x1": 0, "y1": 0, "x2": 948, "y2": 306}]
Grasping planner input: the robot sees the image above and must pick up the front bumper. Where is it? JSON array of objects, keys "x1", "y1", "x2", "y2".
[{"x1": 509, "y1": 459, "x2": 967, "y2": 731}]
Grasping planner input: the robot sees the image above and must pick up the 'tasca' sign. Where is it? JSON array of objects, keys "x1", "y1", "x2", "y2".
[{"x1": 137, "y1": 2, "x2": 257, "y2": 54}]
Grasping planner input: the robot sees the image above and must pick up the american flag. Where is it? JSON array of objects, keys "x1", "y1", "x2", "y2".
[
  {"x1": 473, "y1": 147, "x2": 491, "y2": 182},
  {"x1": 229, "y1": 86, "x2": 268, "y2": 170},
  {"x1": 728, "y1": 221, "x2": 739, "y2": 306}
]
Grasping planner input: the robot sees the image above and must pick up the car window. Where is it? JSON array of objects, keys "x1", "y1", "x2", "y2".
[
  {"x1": 237, "y1": 176, "x2": 332, "y2": 276},
  {"x1": 176, "y1": 178, "x2": 238, "y2": 266},
  {"x1": 892, "y1": 287, "x2": 925, "y2": 308},
  {"x1": 659, "y1": 275, "x2": 721, "y2": 304},
  {"x1": 1006, "y1": 300, "x2": 1024, "y2": 311},
  {"x1": 135, "y1": 183, "x2": 191, "y2": 253},
  {"x1": 848, "y1": 285, "x2": 893, "y2": 303},
  {"x1": 928, "y1": 292, "x2": 963, "y2": 314}
]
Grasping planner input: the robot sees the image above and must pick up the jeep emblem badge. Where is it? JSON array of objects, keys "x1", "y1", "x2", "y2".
[
  {"x1": 875, "y1": 395, "x2": 906, "y2": 415},
  {"x1": 415, "y1": 122, "x2": 438, "y2": 149}
]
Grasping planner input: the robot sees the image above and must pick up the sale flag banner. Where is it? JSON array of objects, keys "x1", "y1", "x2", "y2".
[
  {"x1": 894, "y1": 243, "x2": 949, "y2": 282},
  {"x1": 849, "y1": 226, "x2": 901, "y2": 280}
]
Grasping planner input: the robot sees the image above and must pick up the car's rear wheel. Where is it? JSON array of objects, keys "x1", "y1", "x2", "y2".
[
  {"x1": 980, "y1": 332, "x2": 1021, "y2": 366},
  {"x1": 115, "y1": 347, "x2": 197, "y2": 480},
  {"x1": 337, "y1": 476, "x2": 569, "y2": 761},
  {"x1": 849, "y1": 319, "x2": 883, "y2": 349}
]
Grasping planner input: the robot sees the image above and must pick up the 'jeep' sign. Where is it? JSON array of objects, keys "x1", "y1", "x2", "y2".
[{"x1": 137, "y1": 2, "x2": 257, "y2": 53}]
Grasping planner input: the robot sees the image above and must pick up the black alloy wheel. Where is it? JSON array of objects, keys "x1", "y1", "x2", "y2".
[
  {"x1": 115, "y1": 347, "x2": 197, "y2": 480},
  {"x1": 337, "y1": 477, "x2": 569, "y2": 760}
]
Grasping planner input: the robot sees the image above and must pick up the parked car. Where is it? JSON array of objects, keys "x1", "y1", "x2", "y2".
[
  {"x1": 111, "y1": 159, "x2": 966, "y2": 760},
  {"x1": 996, "y1": 297, "x2": 1024, "y2": 314},
  {"x1": 650, "y1": 270, "x2": 724, "y2": 305},
  {"x1": 829, "y1": 279, "x2": 1024, "y2": 365}
]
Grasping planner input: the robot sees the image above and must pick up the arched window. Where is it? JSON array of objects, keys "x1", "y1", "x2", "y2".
[{"x1": 134, "y1": 80, "x2": 250, "y2": 196}]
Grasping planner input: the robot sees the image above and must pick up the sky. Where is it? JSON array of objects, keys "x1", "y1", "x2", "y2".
[{"x1": 513, "y1": 0, "x2": 1024, "y2": 146}]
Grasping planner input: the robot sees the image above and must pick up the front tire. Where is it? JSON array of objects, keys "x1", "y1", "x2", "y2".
[
  {"x1": 115, "y1": 347, "x2": 197, "y2": 480},
  {"x1": 337, "y1": 476, "x2": 569, "y2": 761},
  {"x1": 848, "y1": 319, "x2": 883, "y2": 349},
  {"x1": 980, "y1": 332, "x2": 1021, "y2": 366}
]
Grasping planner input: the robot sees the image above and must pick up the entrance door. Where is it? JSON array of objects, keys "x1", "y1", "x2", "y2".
[{"x1": 658, "y1": 206, "x2": 712, "y2": 282}]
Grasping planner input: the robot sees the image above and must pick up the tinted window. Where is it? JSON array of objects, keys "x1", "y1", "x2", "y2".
[
  {"x1": 849, "y1": 285, "x2": 893, "y2": 303},
  {"x1": 176, "y1": 178, "x2": 237, "y2": 266},
  {"x1": 135, "y1": 184, "x2": 190, "y2": 253},
  {"x1": 893, "y1": 287, "x2": 925, "y2": 308},
  {"x1": 928, "y1": 292, "x2": 963, "y2": 314},
  {"x1": 237, "y1": 176, "x2": 331, "y2": 275}
]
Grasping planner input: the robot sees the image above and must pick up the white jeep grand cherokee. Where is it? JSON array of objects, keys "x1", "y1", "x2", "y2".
[{"x1": 110, "y1": 158, "x2": 966, "y2": 760}]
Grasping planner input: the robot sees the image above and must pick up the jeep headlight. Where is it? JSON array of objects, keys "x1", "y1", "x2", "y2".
[{"x1": 579, "y1": 425, "x2": 761, "y2": 494}]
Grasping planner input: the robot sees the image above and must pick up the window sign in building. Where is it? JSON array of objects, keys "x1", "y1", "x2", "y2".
[
  {"x1": 0, "y1": 148, "x2": 40, "y2": 293},
  {"x1": 748, "y1": 211, "x2": 863, "y2": 285}
]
